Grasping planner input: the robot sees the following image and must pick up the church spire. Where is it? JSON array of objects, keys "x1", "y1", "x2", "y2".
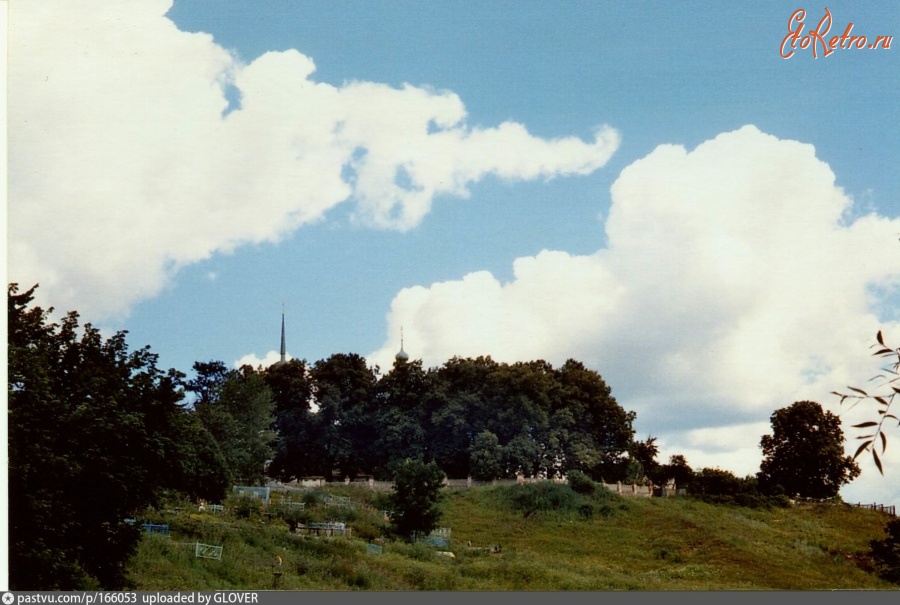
[{"x1": 279, "y1": 304, "x2": 286, "y2": 366}]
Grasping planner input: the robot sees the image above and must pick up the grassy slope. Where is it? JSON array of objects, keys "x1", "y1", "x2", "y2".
[{"x1": 127, "y1": 486, "x2": 896, "y2": 591}]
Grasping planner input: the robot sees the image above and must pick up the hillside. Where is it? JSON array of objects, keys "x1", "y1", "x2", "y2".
[{"x1": 126, "y1": 485, "x2": 897, "y2": 590}]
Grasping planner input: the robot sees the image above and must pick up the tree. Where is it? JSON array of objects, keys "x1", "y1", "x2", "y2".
[
  {"x1": 371, "y1": 359, "x2": 430, "y2": 476},
  {"x1": 388, "y1": 459, "x2": 446, "y2": 541},
  {"x1": 834, "y1": 330, "x2": 900, "y2": 475},
  {"x1": 469, "y1": 430, "x2": 504, "y2": 481},
  {"x1": 629, "y1": 436, "x2": 661, "y2": 484},
  {"x1": 311, "y1": 353, "x2": 379, "y2": 479},
  {"x1": 555, "y1": 359, "x2": 635, "y2": 481},
  {"x1": 692, "y1": 467, "x2": 747, "y2": 497},
  {"x1": 264, "y1": 359, "x2": 318, "y2": 480},
  {"x1": 187, "y1": 362, "x2": 276, "y2": 485},
  {"x1": 757, "y1": 401, "x2": 861, "y2": 499},
  {"x1": 658, "y1": 454, "x2": 694, "y2": 490},
  {"x1": 8, "y1": 284, "x2": 187, "y2": 589}
]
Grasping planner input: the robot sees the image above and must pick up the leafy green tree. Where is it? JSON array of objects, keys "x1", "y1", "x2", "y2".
[
  {"x1": 427, "y1": 389, "x2": 478, "y2": 478},
  {"x1": 691, "y1": 467, "x2": 746, "y2": 497},
  {"x1": 263, "y1": 359, "x2": 317, "y2": 480},
  {"x1": 220, "y1": 367, "x2": 277, "y2": 484},
  {"x1": 624, "y1": 458, "x2": 646, "y2": 484},
  {"x1": 429, "y1": 356, "x2": 500, "y2": 478},
  {"x1": 658, "y1": 454, "x2": 695, "y2": 490},
  {"x1": 311, "y1": 353, "x2": 379, "y2": 479},
  {"x1": 188, "y1": 363, "x2": 276, "y2": 485},
  {"x1": 629, "y1": 436, "x2": 661, "y2": 483},
  {"x1": 388, "y1": 459, "x2": 447, "y2": 541},
  {"x1": 171, "y1": 413, "x2": 231, "y2": 502},
  {"x1": 371, "y1": 359, "x2": 430, "y2": 476},
  {"x1": 469, "y1": 430, "x2": 504, "y2": 481},
  {"x1": 8, "y1": 284, "x2": 186, "y2": 589},
  {"x1": 555, "y1": 359, "x2": 635, "y2": 481},
  {"x1": 757, "y1": 401, "x2": 861, "y2": 499}
]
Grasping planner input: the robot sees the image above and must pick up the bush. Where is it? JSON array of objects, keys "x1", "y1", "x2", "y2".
[
  {"x1": 579, "y1": 503, "x2": 595, "y2": 519},
  {"x1": 277, "y1": 506, "x2": 312, "y2": 532},
  {"x1": 567, "y1": 470, "x2": 596, "y2": 495},
  {"x1": 871, "y1": 519, "x2": 900, "y2": 584},
  {"x1": 499, "y1": 483, "x2": 581, "y2": 516},
  {"x1": 692, "y1": 468, "x2": 745, "y2": 497},
  {"x1": 230, "y1": 495, "x2": 262, "y2": 519},
  {"x1": 734, "y1": 493, "x2": 770, "y2": 509},
  {"x1": 301, "y1": 490, "x2": 322, "y2": 506}
]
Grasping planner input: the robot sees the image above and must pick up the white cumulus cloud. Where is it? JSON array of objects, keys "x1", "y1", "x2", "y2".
[
  {"x1": 8, "y1": 0, "x2": 619, "y2": 320},
  {"x1": 234, "y1": 350, "x2": 292, "y2": 371},
  {"x1": 370, "y1": 126, "x2": 900, "y2": 503}
]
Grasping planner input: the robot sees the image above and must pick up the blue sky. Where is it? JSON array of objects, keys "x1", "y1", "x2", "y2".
[{"x1": 8, "y1": 1, "x2": 900, "y2": 504}]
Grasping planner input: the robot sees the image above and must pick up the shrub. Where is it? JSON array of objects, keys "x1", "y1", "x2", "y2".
[
  {"x1": 499, "y1": 482, "x2": 581, "y2": 516},
  {"x1": 871, "y1": 519, "x2": 900, "y2": 584},
  {"x1": 301, "y1": 490, "x2": 322, "y2": 506},
  {"x1": 277, "y1": 507, "x2": 312, "y2": 532},
  {"x1": 567, "y1": 470, "x2": 596, "y2": 495},
  {"x1": 230, "y1": 495, "x2": 262, "y2": 519},
  {"x1": 579, "y1": 503, "x2": 595, "y2": 519},
  {"x1": 692, "y1": 468, "x2": 745, "y2": 497}
]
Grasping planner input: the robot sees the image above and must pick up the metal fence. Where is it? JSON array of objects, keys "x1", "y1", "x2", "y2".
[
  {"x1": 141, "y1": 523, "x2": 169, "y2": 535},
  {"x1": 195, "y1": 542, "x2": 223, "y2": 560},
  {"x1": 296, "y1": 522, "x2": 352, "y2": 537},
  {"x1": 232, "y1": 486, "x2": 271, "y2": 502}
]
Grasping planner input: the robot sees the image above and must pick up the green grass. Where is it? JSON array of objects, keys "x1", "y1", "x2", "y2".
[{"x1": 126, "y1": 486, "x2": 896, "y2": 590}]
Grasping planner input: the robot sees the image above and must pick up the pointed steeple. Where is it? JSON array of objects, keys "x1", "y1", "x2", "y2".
[{"x1": 279, "y1": 304, "x2": 286, "y2": 366}]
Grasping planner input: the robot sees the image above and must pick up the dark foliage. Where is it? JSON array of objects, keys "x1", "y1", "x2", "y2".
[
  {"x1": 264, "y1": 353, "x2": 637, "y2": 483},
  {"x1": 629, "y1": 436, "x2": 661, "y2": 483},
  {"x1": 566, "y1": 470, "x2": 597, "y2": 495},
  {"x1": 495, "y1": 481, "x2": 620, "y2": 519},
  {"x1": 690, "y1": 467, "x2": 790, "y2": 509},
  {"x1": 8, "y1": 284, "x2": 187, "y2": 589},
  {"x1": 757, "y1": 401, "x2": 860, "y2": 499},
  {"x1": 657, "y1": 455, "x2": 695, "y2": 490},
  {"x1": 870, "y1": 518, "x2": 900, "y2": 584},
  {"x1": 691, "y1": 468, "x2": 749, "y2": 498},
  {"x1": 499, "y1": 482, "x2": 581, "y2": 516},
  {"x1": 187, "y1": 362, "x2": 276, "y2": 487},
  {"x1": 387, "y1": 459, "x2": 446, "y2": 541}
]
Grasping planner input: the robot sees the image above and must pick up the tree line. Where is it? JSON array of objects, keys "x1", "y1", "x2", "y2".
[
  {"x1": 7, "y1": 284, "x2": 642, "y2": 588},
  {"x1": 7, "y1": 283, "x2": 867, "y2": 589},
  {"x1": 264, "y1": 352, "x2": 640, "y2": 484}
]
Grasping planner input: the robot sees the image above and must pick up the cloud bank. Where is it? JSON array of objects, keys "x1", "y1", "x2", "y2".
[
  {"x1": 370, "y1": 126, "x2": 900, "y2": 499},
  {"x1": 9, "y1": 0, "x2": 618, "y2": 319}
]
